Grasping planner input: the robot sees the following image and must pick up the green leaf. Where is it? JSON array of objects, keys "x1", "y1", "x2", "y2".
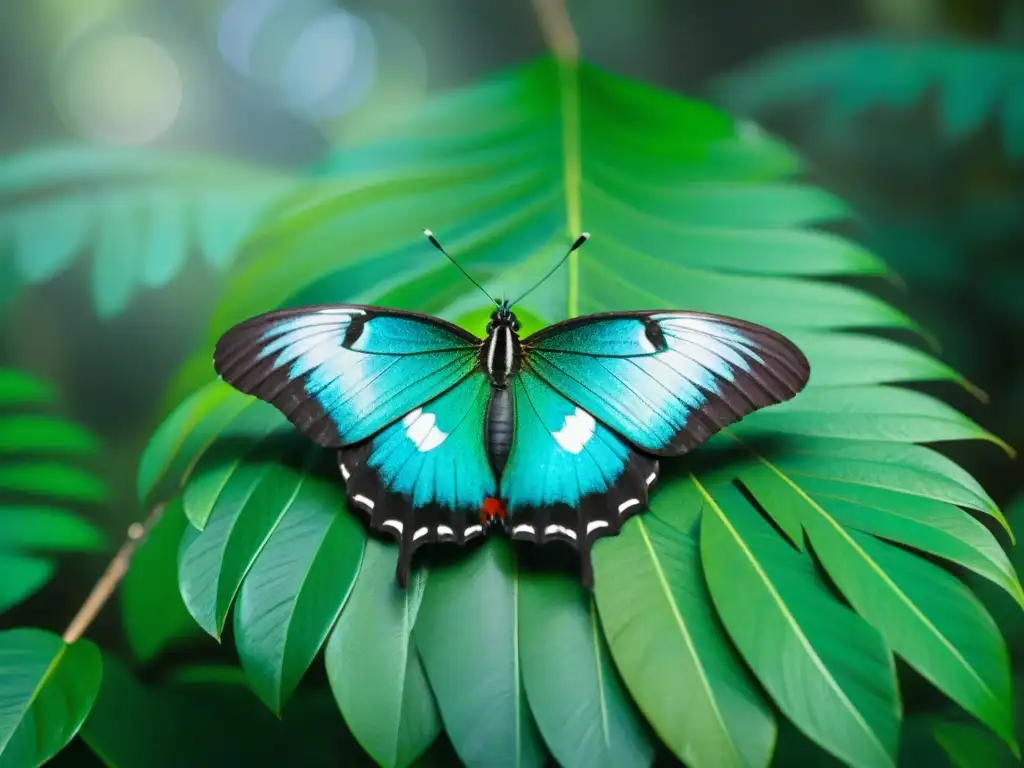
[
  {"x1": 520, "y1": 572, "x2": 655, "y2": 768},
  {"x1": 714, "y1": 37, "x2": 1024, "y2": 159},
  {"x1": 80, "y1": 655, "x2": 376, "y2": 768},
  {"x1": 137, "y1": 380, "x2": 253, "y2": 507},
  {"x1": 933, "y1": 721, "x2": 1016, "y2": 768},
  {"x1": 236, "y1": 459, "x2": 365, "y2": 713},
  {"x1": 178, "y1": 443, "x2": 324, "y2": 638},
  {"x1": 0, "y1": 628, "x2": 102, "y2": 768},
  {"x1": 0, "y1": 146, "x2": 290, "y2": 317},
  {"x1": 326, "y1": 538, "x2": 439, "y2": 768},
  {"x1": 593, "y1": 481, "x2": 773, "y2": 768},
  {"x1": 121, "y1": 499, "x2": 203, "y2": 661},
  {"x1": 415, "y1": 542, "x2": 546, "y2": 768},
  {"x1": 0, "y1": 369, "x2": 107, "y2": 614},
  {"x1": 738, "y1": 453, "x2": 1016, "y2": 751},
  {"x1": 697, "y1": 478, "x2": 901, "y2": 768}
]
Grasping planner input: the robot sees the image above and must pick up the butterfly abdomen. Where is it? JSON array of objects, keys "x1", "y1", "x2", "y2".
[{"x1": 484, "y1": 385, "x2": 514, "y2": 475}]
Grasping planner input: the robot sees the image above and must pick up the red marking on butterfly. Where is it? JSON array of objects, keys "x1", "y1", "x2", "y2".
[{"x1": 481, "y1": 497, "x2": 507, "y2": 524}]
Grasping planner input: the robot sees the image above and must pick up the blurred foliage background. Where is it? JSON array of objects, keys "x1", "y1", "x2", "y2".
[{"x1": 2, "y1": 0, "x2": 1023, "y2": 765}]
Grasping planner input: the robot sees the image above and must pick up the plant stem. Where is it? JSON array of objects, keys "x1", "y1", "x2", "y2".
[
  {"x1": 63, "y1": 504, "x2": 165, "y2": 644},
  {"x1": 531, "y1": 0, "x2": 579, "y2": 62}
]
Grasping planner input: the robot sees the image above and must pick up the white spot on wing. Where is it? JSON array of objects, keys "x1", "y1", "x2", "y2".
[
  {"x1": 464, "y1": 524, "x2": 483, "y2": 537},
  {"x1": 317, "y1": 308, "x2": 365, "y2": 315},
  {"x1": 544, "y1": 524, "x2": 577, "y2": 540},
  {"x1": 512, "y1": 523, "x2": 535, "y2": 535},
  {"x1": 382, "y1": 519, "x2": 402, "y2": 533},
  {"x1": 402, "y1": 408, "x2": 449, "y2": 452},
  {"x1": 618, "y1": 498, "x2": 640, "y2": 514},
  {"x1": 339, "y1": 463, "x2": 350, "y2": 480},
  {"x1": 645, "y1": 473, "x2": 656, "y2": 486},
  {"x1": 437, "y1": 525, "x2": 454, "y2": 536},
  {"x1": 587, "y1": 520, "x2": 609, "y2": 534},
  {"x1": 353, "y1": 494, "x2": 375, "y2": 509},
  {"x1": 413, "y1": 526, "x2": 429, "y2": 541},
  {"x1": 552, "y1": 407, "x2": 596, "y2": 454}
]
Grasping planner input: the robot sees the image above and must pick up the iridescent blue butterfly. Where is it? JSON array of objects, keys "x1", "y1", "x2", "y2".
[{"x1": 213, "y1": 232, "x2": 810, "y2": 588}]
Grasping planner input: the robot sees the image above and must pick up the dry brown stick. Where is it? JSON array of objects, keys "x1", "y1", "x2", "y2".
[
  {"x1": 530, "y1": 0, "x2": 579, "y2": 61},
  {"x1": 63, "y1": 503, "x2": 166, "y2": 644}
]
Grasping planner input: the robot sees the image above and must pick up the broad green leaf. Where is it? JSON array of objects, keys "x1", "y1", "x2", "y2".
[
  {"x1": 593, "y1": 482, "x2": 772, "y2": 768},
  {"x1": 0, "y1": 369, "x2": 107, "y2": 614},
  {"x1": 121, "y1": 499, "x2": 202, "y2": 661},
  {"x1": 520, "y1": 574, "x2": 654, "y2": 768},
  {"x1": 777, "y1": 475, "x2": 1022, "y2": 606},
  {"x1": 80, "y1": 655, "x2": 376, "y2": 768},
  {"x1": 236, "y1": 459, "x2": 365, "y2": 713},
  {"x1": 178, "y1": 442, "x2": 314, "y2": 638},
  {"x1": 415, "y1": 542, "x2": 546, "y2": 768},
  {"x1": 137, "y1": 379, "x2": 252, "y2": 506},
  {"x1": 0, "y1": 146, "x2": 289, "y2": 317},
  {"x1": 327, "y1": 538, "x2": 438, "y2": 768},
  {"x1": 739, "y1": 453, "x2": 1016, "y2": 750},
  {"x1": 697, "y1": 478, "x2": 900, "y2": 768},
  {"x1": 0, "y1": 629, "x2": 102, "y2": 768}
]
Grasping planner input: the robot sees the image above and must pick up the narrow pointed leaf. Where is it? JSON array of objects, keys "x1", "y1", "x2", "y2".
[
  {"x1": 593, "y1": 482, "x2": 773, "y2": 768},
  {"x1": 0, "y1": 629, "x2": 102, "y2": 767},
  {"x1": 697, "y1": 478, "x2": 900, "y2": 768},
  {"x1": 520, "y1": 573, "x2": 654, "y2": 768},
  {"x1": 236, "y1": 455, "x2": 365, "y2": 713},
  {"x1": 415, "y1": 542, "x2": 546, "y2": 768},
  {"x1": 327, "y1": 538, "x2": 438, "y2": 768}
]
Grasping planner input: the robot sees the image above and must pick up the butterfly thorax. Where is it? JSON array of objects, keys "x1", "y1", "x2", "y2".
[{"x1": 480, "y1": 306, "x2": 523, "y2": 389}]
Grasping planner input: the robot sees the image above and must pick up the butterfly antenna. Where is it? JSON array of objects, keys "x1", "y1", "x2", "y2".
[
  {"x1": 423, "y1": 229, "x2": 499, "y2": 307},
  {"x1": 511, "y1": 232, "x2": 590, "y2": 305}
]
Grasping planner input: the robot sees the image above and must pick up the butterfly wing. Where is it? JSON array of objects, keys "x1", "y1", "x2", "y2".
[
  {"x1": 213, "y1": 305, "x2": 482, "y2": 447},
  {"x1": 521, "y1": 311, "x2": 810, "y2": 456},
  {"x1": 339, "y1": 372, "x2": 495, "y2": 586},
  {"x1": 501, "y1": 369, "x2": 658, "y2": 588}
]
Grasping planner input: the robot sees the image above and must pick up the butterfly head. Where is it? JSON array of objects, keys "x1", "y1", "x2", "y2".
[{"x1": 486, "y1": 300, "x2": 520, "y2": 334}]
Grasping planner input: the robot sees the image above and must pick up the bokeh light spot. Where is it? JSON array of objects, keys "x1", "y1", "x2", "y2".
[{"x1": 54, "y1": 34, "x2": 182, "y2": 146}]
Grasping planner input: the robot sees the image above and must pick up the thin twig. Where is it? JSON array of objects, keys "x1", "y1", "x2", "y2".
[
  {"x1": 530, "y1": 0, "x2": 579, "y2": 61},
  {"x1": 63, "y1": 504, "x2": 165, "y2": 644}
]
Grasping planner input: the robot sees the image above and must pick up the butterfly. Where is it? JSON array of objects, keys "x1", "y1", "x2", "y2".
[{"x1": 213, "y1": 231, "x2": 810, "y2": 589}]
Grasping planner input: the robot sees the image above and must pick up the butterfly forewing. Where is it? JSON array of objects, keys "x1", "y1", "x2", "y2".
[
  {"x1": 213, "y1": 305, "x2": 481, "y2": 447},
  {"x1": 522, "y1": 310, "x2": 811, "y2": 456}
]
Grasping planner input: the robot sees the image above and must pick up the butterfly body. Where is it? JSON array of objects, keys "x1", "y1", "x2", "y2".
[{"x1": 214, "y1": 299, "x2": 809, "y2": 589}]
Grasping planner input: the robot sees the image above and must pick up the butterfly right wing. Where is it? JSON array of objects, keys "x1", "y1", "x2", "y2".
[
  {"x1": 214, "y1": 305, "x2": 482, "y2": 447},
  {"x1": 340, "y1": 372, "x2": 496, "y2": 586}
]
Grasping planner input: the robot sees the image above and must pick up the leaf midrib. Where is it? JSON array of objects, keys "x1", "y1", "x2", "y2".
[{"x1": 691, "y1": 474, "x2": 894, "y2": 767}]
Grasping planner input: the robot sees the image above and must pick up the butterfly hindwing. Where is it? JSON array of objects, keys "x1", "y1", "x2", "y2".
[
  {"x1": 522, "y1": 311, "x2": 810, "y2": 456},
  {"x1": 339, "y1": 372, "x2": 496, "y2": 585},
  {"x1": 213, "y1": 305, "x2": 481, "y2": 447},
  {"x1": 500, "y1": 369, "x2": 658, "y2": 587}
]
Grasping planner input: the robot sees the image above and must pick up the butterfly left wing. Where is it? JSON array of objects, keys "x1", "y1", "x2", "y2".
[
  {"x1": 500, "y1": 369, "x2": 658, "y2": 588},
  {"x1": 521, "y1": 310, "x2": 810, "y2": 456},
  {"x1": 339, "y1": 372, "x2": 496, "y2": 586},
  {"x1": 214, "y1": 305, "x2": 481, "y2": 447}
]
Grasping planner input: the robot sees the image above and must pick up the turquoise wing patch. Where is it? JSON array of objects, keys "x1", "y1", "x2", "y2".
[
  {"x1": 522, "y1": 311, "x2": 810, "y2": 456},
  {"x1": 500, "y1": 370, "x2": 658, "y2": 587},
  {"x1": 339, "y1": 373, "x2": 496, "y2": 586},
  {"x1": 214, "y1": 305, "x2": 481, "y2": 447}
]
